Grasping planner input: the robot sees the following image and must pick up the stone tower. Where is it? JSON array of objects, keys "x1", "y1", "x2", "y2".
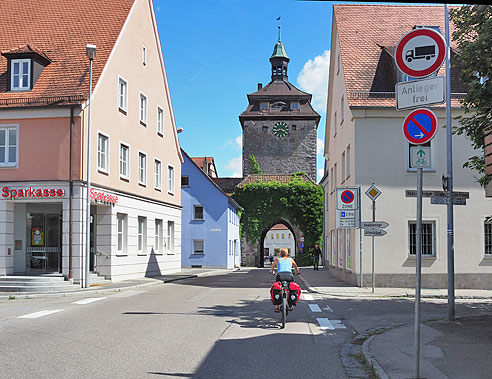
[{"x1": 239, "y1": 26, "x2": 320, "y2": 181}]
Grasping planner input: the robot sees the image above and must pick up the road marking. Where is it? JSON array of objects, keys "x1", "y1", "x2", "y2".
[
  {"x1": 302, "y1": 293, "x2": 314, "y2": 301},
  {"x1": 323, "y1": 305, "x2": 333, "y2": 312},
  {"x1": 316, "y1": 318, "x2": 346, "y2": 330},
  {"x1": 309, "y1": 304, "x2": 322, "y2": 313},
  {"x1": 18, "y1": 310, "x2": 63, "y2": 319},
  {"x1": 112, "y1": 290, "x2": 147, "y2": 298},
  {"x1": 72, "y1": 297, "x2": 107, "y2": 305}
]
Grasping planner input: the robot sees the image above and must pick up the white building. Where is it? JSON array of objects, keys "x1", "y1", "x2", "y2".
[{"x1": 322, "y1": 4, "x2": 492, "y2": 289}]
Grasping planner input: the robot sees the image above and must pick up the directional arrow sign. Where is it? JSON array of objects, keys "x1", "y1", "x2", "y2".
[
  {"x1": 360, "y1": 221, "x2": 389, "y2": 229},
  {"x1": 364, "y1": 229, "x2": 387, "y2": 237}
]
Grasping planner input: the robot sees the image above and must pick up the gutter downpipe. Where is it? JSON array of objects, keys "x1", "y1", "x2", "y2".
[{"x1": 69, "y1": 107, "x2": 74, "y2": 280}]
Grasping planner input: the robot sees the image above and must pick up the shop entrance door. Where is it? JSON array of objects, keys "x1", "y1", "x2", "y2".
[
  {"x1": 27, "y1": 213, "x2": 62, "y2": 273},
  {"x1": 90, "y1": 205, "x2": 97, "y2": 273}
]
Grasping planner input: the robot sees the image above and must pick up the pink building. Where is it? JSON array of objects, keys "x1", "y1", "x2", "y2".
[{"x1": 0, "y1": 0, "x2": 183, "y2": 285}]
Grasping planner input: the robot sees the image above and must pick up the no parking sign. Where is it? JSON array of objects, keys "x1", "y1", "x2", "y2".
[{"x1": 402, "y1": 108, "x2": 438, "y2": 145}]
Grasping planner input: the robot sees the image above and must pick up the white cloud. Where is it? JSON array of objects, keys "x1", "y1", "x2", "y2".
[
  {"x1": 317, "y1": 137, "x2": 324, "y2": 156},
  {"x1": 235, "y1": 135, "x2": 242, "y2": 149},
  {"x1": 297, "y1": 50, "x2": 330, "y2": 115},
  {"x1": 225, "y1": 156, "x2": 242, "y2": 178}
]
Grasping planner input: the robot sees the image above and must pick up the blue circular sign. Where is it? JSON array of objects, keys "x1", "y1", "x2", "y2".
[{"x1": 402, "y1": 108, "x2": 438, "y2": 145}]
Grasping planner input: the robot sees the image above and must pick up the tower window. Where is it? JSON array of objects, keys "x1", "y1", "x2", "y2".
[
  {"x1": 290, "y1": 101, "x2": 299, "y2": 111},
  {"x1": 260, "y1": 102, "x2": 269, "y2": 111},
  {"x1": 263, "y1": 125, "x2": 268, "y2": 132}
]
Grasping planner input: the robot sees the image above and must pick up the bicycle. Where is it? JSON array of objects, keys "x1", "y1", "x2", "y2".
[{"x1": 271, "y1": 269, "x2": 299, "y2": 329}]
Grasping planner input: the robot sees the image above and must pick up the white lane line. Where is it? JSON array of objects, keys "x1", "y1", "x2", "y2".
[
  {"x1": 309, "y1": 304, "x2": 322, "y2": 313},
  {"x1": 316, "y1": 318, "x2": 346, "y2": 330},
  {"x1": 302, "y1": 293, "x2": 314, "y2": 301},
  {"x1": 18, "y1": 310, "x2": 63, "y2": 319},
  {"x1": 72, "y1": 297, "x2": 107, "y2": 305}
]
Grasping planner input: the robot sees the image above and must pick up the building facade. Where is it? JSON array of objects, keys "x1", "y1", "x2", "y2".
[
  {"x1": 181, "y1": 150, "x2": 241, "y2": 269},
  {"x1": 0, "y1": 0, "x2": 183, "y2": 284},
  {"x1": 322, "y1": 4, "x2": 492, "y2": 289}
]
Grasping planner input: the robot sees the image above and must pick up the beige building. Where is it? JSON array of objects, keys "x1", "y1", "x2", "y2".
[
  {"x1": 0, "y1": 0, "x2": 183, "y2": 284},
  {"x1": 322, "y1": 4, "x2": 492, "y2": 289}
]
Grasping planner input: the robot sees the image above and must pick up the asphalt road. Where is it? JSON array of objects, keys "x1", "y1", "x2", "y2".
[{"x1": 0, "y1": 269, "x2": 351, "y2": 379}]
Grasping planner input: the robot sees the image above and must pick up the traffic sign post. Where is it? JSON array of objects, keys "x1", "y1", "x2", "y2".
[
  {"x1": 335, "y1": 187, "x2": 360, "y2": 229},
  {"x1": 364, "y1": 183, "x2": 382, "y2": 293},
  {"x1": 395, "y1": 27, "x2": 446, "y2": 78},
  {"x1": 403, "y1": 108, "x2": 438, "y2": 145}
]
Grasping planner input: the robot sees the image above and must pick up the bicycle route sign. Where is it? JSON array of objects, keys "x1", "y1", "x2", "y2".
[
  {"x1": 402, "y1": 108, "x2": 438, "y2": 145},
  {"x1": 395, "y1": 27, "x2": 446, "y2": 78}
]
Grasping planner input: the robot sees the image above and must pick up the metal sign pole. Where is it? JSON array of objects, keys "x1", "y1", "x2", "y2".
[
  {"x1": 371, "y1": 199, "x2": 376, "y2": 293},
  {"x1": 414, "y1": 167, "x2": 423, "y2": 378},
  {"x1": 444, "y1": 3, "x2": 456, "y2": 322},
  {"x1": 359, "y1": 187, "x2": 363, "y2": 287}
]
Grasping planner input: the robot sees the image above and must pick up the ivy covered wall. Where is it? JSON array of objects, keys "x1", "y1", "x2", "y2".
[{"x1": 231, "y1": 174, "x2": 323, "y2": 266}]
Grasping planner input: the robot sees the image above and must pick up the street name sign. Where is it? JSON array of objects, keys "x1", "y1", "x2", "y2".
[
  {"x1": 430, "y1": 196, "x2": 467, "y2": 206},
  {"x1": 403, "y1": 108, "x2": 438, "y2": 145},
  {"x1": 395, "y1": 27, "x2": 446, "y2": 78},
  {"x1": 361, "y1": 221, "x2": 389, "y2": 229},
  {"x1": 364, "y1": 229, "x2": 387, "y2": 237},
  {"x1": 396, "y1": 76, "x2": 445, "y2": 110},
  {"x1": 405, "y1": 190, "x2": 469, "y2": 199},
  {"x1": 410, "y1": 146, "x2": 432, "y2": 168}
]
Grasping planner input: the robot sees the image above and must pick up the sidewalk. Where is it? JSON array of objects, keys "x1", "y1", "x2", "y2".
[
  {"x1": 298, "y1": 266, "x2": 492, "y2": 379},
  {"x1": 0, "y1": 268, "x2": 234, "y2": 300}
]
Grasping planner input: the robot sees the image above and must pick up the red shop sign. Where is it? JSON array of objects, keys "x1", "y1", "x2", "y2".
[{"x1": 2, "y1": 186, "x2": 65, "y2": 200}]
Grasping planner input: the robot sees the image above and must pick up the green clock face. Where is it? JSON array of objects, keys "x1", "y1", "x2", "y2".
[{"x1": 272, "y1": 122, "x2": 289, "y2": 138}]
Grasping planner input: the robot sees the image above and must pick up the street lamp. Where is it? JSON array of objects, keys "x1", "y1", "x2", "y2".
[{"x1": 85, "y1": 44, "x2": 96, "y2": 288}]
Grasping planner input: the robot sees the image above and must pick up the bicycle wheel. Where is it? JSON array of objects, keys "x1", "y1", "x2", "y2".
[{"x1": 281, "y1": 296, "x2": 287, "y2": 328}]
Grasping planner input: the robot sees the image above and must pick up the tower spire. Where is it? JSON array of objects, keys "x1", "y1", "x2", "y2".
[{"x1": 270, "y1": 20, "x2": 289, "y2": 82}]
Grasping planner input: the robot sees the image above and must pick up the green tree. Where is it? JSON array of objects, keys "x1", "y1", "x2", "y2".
[
  {"x1": 248, "y1": 154, "x2": 263, "y2": 174},
  {"x1": 450, "y1": 5, "x2": 492, "y2": 186}
]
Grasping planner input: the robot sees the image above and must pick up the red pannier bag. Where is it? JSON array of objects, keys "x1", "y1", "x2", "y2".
[
  {"x1": 270, "y1": 281, "x2": 282, "y2": 305},
  {"x1": 288, "y1": 282, "x2": 301, "y2": 306}
]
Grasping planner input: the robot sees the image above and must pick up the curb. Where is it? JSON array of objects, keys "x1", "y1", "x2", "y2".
[
  {"x1": 362, "y1": 335, "x2": 391, "y2": 379},
  {"x1": 0, "y1": 274, "x2": 200, "y2": 300}
]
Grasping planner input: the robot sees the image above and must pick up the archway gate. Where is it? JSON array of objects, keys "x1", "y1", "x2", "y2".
[{"x1": 231, "y1": 174, "x2": 323, "y2": 267}]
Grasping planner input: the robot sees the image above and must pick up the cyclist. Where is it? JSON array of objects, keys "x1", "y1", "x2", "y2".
[{"x1": 270, "y1": 248, "x2": 300, "y2": 312}]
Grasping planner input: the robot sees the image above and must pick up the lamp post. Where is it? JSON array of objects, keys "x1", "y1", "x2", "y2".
[{"x1": 85, "y1": 44, "x2": 96, "y2": 288}]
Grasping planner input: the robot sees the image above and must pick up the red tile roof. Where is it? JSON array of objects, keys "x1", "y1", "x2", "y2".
[
  {"x1": 0, "y1": 0, "x2": 134, "y2": 107},
  {"x1": 334, "y1": 4, "x2": 464, "y2": 108}
]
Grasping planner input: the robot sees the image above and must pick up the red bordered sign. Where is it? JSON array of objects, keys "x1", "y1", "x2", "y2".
[
  {"x1": 395, "y1": 28, "x2": 446, "y2": 78},
  {"x1": 402, "y1": 108, "x2": 438, "y2": 145}
]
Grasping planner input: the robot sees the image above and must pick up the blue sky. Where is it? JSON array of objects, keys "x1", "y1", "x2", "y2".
[{"x1": 155, "y1": 0, "x2": 334, "y2": 180}]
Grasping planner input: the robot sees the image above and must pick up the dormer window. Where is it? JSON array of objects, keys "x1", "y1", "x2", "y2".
[
  {"x1": 1, "y1": 44, "x2": 51, "y2": 92},
  {"x1": 260, "y1": 102, "x2": 269, "y2": 111},
  {"x1": 290, "y1": 101, "x2": 299, "y2": 111},
  {"x1": 11, "y1": 59, "x2": 30, "y2": 90}
]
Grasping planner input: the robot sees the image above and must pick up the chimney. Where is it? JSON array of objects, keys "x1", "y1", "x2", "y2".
[{"x1": 257, "y1": 83, "x2": 262, "y2": 91}]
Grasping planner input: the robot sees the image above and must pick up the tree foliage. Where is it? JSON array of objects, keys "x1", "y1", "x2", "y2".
[
  {"x1": 450, "y1": 5, "x2": 492, "y2": 186},
  {"x1": 232, "y1": 174, "x2": 323, "y2": 266},
  {"x1": 248, "y1": 155, "x2": 263, "y2": 174}
]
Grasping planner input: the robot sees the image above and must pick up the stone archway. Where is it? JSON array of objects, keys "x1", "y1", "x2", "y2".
[{"x1": 241, "y1": 217, "x2": 303, "y2": 268}]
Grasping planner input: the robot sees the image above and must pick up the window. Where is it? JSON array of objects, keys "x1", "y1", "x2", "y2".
[
  {"x1": 290, "y1": 101, "x2": 299, "y2": 111},
  {"x1": 138, "y1": 216, "x2": 147, "y2": 253},
  {"x1": 263, "y1": 125, "x2": 268, "y2": 132},
  {"x1": 168, "y1": 165, "x2": 175, "y2": 194},
  {"x1": 409, "y1": 221, "x2": 435, "y2": 256},
  {"x1": 193, "y1": 239, "x2": 204, "y2": 255},
  {"x1": 139, "y1": 93, "x2": 147, "y2": 125},
  {"x1": 11, "y1": 59, "x2": 30, "y2": 90},
  {"x1": 340, "y1": 96, "x2": 344, "y2": 124},
  {"x1": 181, "y1": 176, "x2": 190, "y2": 186},
  {"x1": 97, "y1": 133, "x2": 109, "y2": 173},
  {"x1": 157, "y1": 107, "x2": 164, "y2": 135},
  {"x1": 485, "y1": 220, "x2": 492, "y2": 256},
  {"x1": 155, "y1": 219, "x2": 163, "y2": 253},
  {"x1": 333, "y1": 112, "x2": 338, "y2": 137},
  {"x1": 167, "y1": 221, "x2": 175, "y2": 254},
  {"x1": 118, "y1": 77, "x2": 128, "y2": 112},
  {"x1": 0, "y1": 126, "x2": 17, "y2": 167},
  {"x1": 341, "y1": 151, "x2": 346, "y2": 183},
  {"x1": 117, "y1": 213, "x2": 128, "y2": 253},
  {"x1": 154, "y1": 159, "x2": 162, "y2": 190},
  {"x1": 138, "y1": 152, "x2": 146, "y2": 185},
  {"x1": 142, "y1": 45, "x2": 147, "y2": 66},
  {"x1": 194, "y1": 205, "x2": 204, "y2": 220},
  {"x1": 119, "y1": 144, "x2": 129, "y2": 179},
  {"x1": 346, "y1": 145, "x2": 351, "y2": 179},
  {"x1": 260, "y1": 102, "x2": 268, "y2": 111}
]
